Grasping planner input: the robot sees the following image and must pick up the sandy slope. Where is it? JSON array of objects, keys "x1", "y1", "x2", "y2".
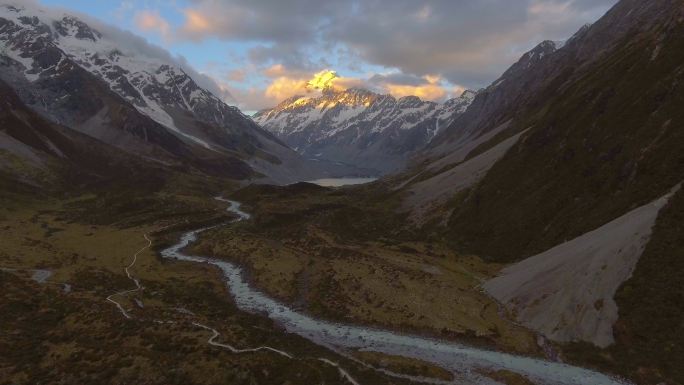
[
  {"x1": 484, "y1": 185, "x2": 681, "y2": 347},
  {"x1": 404, "y1": 129, "x2": 525, "y2": 222}
]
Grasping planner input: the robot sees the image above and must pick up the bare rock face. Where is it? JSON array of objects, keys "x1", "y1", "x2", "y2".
[{"x1": 254, "y1": 87, "x2": 476, "y2": 174}]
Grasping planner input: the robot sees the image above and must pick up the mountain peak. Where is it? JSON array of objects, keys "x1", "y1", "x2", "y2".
[
  {"x1": 490, "y1": 39, "x2": 561, "y2": 86},
  {"x1": 0, "y1": 2, "x2": 252, "y2": 149},
  {"x1": 457, "y1": 89, "x2": 478, "y2": 102},
  {"x1": 397, "y1": 95, "x2": 424, "y2": 107},
  {"x1": 53, "y1": 15, "x2": 102, "y2": 41},
  {"x1": 307, "y1": 69, "x2": 337, "y2": 91},
  {"x1": 344, "y1": 87, "x2": 378, "y2": 97},
  {"x1": 254, "y1": 86, "x2": 476, "y2": 173},
  {"x1": 0, "y1": 1, "x2": 325, "y2": 184}
]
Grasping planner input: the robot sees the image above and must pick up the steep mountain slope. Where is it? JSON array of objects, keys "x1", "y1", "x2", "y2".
[
  {"x1": 444, "y1": 0, "x2": 684, "y2": 261},
  {"x1": 426, "y1": 39, "x2": 565, "y2": 159},
  {"x1": 0, "y1": 2, "x2": 334, "y2": 184},
  {"x1": 254, "y1": 87, "x2": 475, "y2": 174},
  {"x1": 483, "y1": 186, "x2": 679, "y2": 348},
  {"x1": 0, "y1": 77, "x2": 173, "y2": 196},
  {"x1": 395, "y1": 37, "x2": 576, "y2": 223},
  {"x1": 386, "y1": 0, "x2": 684, "y2": 383}
]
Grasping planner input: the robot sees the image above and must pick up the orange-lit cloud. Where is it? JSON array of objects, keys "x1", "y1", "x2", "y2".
[
  {"x1": 134, "y1": 10, "x2": 171, "y2": 39},
  {"x1": 385, "y1": 83, "x2": 446, "y2": 101},
  {"x1": 264, "y1": 77, "x2": 310, "y2": 101},
  {"x1": 256, "y1": 70, "x2": 344, "y2": 106},
  {"x1": 262, "y1": 70, "x2": 363, "y2": 102},
  {"x1": 226, "y1": 65, "x2": 467, "y2": 110},
  {"x1": 330, "y1": 76, "x2": 367, "y2": 91},
  {"x1": 238, "y1": 64, "x2": 465, "y2": 109},
  {"x1": 382, "y1": 74, "x2": 448, "y2": 101},
  {"x1": 182, "y1": 9, "x2": 212, "y2": 34},
  {"x1": 262, "y1": 64, "x2": 291, "y2": 78}
]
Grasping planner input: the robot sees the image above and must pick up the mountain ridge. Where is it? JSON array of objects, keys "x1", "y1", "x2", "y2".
[
  {"x1": 385, "y1": 1, "x2": 684, "y2": 382},
  {"x1": 254, "y1": 86, "x2": 476, "y2": 174}
]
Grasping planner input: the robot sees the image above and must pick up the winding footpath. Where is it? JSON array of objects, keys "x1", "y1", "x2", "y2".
[
  {"x1": 106, "y1": 234, "x2": 152, "y2": 319},
  {"x1": 192, "y1": 322, "x2": 293, "y2": 358},
  {"x1": 159, "y1": 198, "x2": 633, "y2": 385},
  {"x1": 105, "y1": 209, "x2": 360, "y2": 385}
]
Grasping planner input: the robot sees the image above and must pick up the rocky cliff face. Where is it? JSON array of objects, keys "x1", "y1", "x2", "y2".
[{"x1": 254, "y1": 87, "x2": 476, "y2": 174}]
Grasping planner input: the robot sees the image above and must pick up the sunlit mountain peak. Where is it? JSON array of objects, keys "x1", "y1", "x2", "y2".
[{"x1": 307, "y1": 70, "x2": 338, "y2": 91}]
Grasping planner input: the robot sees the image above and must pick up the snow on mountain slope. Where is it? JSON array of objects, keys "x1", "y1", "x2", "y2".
[
  {"x1": 254, "y1": 87, "x2": 476, "y2": 174},
  {"x1": 0, "y1": 2, "x2": 245, "y2": 150},
  {"x1": 0, "y1": 1, "x2": 346, "y2": 183}
]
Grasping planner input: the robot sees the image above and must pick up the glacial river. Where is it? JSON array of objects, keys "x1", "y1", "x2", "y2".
[{"x1": 160, "y1": 198, "x2": 629, "y2": 385}]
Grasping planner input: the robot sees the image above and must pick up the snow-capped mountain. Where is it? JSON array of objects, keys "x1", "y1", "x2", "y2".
[
  {"x1": 0, "y1": 3, "x2": 243, "y2": 148},
  {"x1": 0, "y1": 2, "x2": 343, "y2": 183},
  {"x1": 254, "y1": 87, "x2": 476, "y2": 174}
]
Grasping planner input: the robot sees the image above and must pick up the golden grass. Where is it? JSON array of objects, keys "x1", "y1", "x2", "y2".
[
  {"x1": 0, "y1": 198, "x2": 409, "y2": 385},
  {"x1": 194, "y1": 223, "x2": 539, "y2": 354}
]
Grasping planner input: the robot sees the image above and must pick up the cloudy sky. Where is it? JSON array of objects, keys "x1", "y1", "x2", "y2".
[{"x1": 39, "y1": 0, "x2": 617, "y2": 112}]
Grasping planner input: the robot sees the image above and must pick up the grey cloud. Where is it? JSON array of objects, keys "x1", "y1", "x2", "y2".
[
  {"x1": 181, "y1": 0, "x2": 345, "y2": 43},
  {"x1": 181, "y1": 0, "x2": 618, "y2": 88},
  {"x1": 248, "y1": 44, "x2": 317, "y2": 71},
  {"x1": 368, "y1": 73, "x2": 429, "y2": 87},
  {"x1": 326, "y1": 0, "x2": 618, "y2": 87}
]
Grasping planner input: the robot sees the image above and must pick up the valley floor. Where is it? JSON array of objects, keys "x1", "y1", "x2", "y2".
[
  {"x1": 0, "y1": 195, "x2": 412, "y2": 385},
  {"x1": 0, "y1": 186, "x2": 661, "y2": 385},
  {"x1": 0, "y1": 192, "x2": 549, "y2": 385},
  {"x1": 191, "y1": 208, "x2": 539, "y2": 356}
]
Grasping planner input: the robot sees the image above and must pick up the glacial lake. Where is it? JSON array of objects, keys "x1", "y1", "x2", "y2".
[{"x1": 307, "y1": 177, "x2": 378, "y2": 187}]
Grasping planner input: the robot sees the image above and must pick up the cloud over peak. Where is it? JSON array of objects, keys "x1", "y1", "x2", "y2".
[
  {"x1": 173, "y1": 0, "x2": 615, "y2": 83},
  {"x1": 34, "y1": 0, "x2": 618, "y2": 111}
]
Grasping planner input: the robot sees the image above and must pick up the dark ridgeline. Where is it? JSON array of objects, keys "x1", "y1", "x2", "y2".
[{"x1": 396, "y1": 1, "x2": 684, "y2": 383}]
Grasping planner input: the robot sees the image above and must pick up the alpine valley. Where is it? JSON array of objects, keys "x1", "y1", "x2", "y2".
[{"x1": 1, "y1": 1, "x2": 683, "y2": 385}]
